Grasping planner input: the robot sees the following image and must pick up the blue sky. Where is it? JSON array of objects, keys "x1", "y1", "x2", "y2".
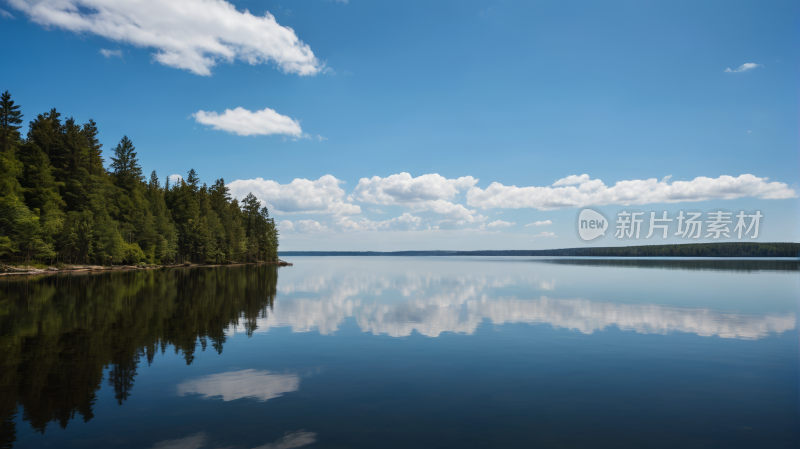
[{"x1": 2, "y1": 0, "x2": 797, "y2": 250}]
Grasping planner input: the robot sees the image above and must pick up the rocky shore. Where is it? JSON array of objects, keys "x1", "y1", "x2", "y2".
[{"x1": 0, "y1": 260, "x2": 292, "y2": 277}]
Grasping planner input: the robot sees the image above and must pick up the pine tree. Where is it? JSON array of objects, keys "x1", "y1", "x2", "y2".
[
  {"x1": 17, "y1": 141, "x2": 65, "y2": 212},
  {"x1": 0, "y1": 91, "x2": 23, "y2": 152},
  {"x1": 186, "y1": 168, "x2": 200, "y2": 192},
  {"x1": 109, "y1": 136, "x2": 142, "y2": 191},
  {"x1": 241, "y1": 193, "x2": 261, "y2": 238},
  {"x1": 82, "y1": 119, "x2": 104, "y2": 176},
  {"x1": 27, "y1": 108, "x2": 63, "y2": 159}
]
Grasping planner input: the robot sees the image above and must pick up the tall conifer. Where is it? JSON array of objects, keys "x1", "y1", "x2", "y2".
[{"x1": 0, "y1": 91, "x2": 23, "y2": 152}]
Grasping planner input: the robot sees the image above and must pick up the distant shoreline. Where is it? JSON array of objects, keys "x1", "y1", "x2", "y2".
[{"x1": 279, "y1": 242, "x2": 800, "y2": 258}]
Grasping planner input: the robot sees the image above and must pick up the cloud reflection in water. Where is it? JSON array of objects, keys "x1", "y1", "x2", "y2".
[
  {"x1": 152, "y1": 431, "x2": 316, "y2": 449},
  {"x1": 232, "y1": 273, "x2": 795, "y2": 340},
  {"x1": 177, "y1": 369, "x2": 299, "y2": 402}
]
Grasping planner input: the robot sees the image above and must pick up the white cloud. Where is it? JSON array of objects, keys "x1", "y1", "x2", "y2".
[
  {"x1": 1, "y1": 8, "x2": 16, "y2": 19},
  {"x1": 725, "y1": 63, "x2": 761, "y2": 73},
  {"x1": 8, "y1": 0, "x2": 321, "y2": 76},
  {"x1": 99, "y1": 48, "x2": 122, "y2": 58},
  {"x1": 177, "y1": 369, "x2": 299, "y2": 402},
  {"x1": 531, "y1": 231, "x2": 557, "y2": 238},
  {"x1": 193, "y1": 107, "x2": 302, "y2": 137},
  {"x1": 281, "y1": 214, "x2": 424, "y2": 233},
  {"x1": 228, "y1": 175, "x2": 360, "y2": 216},
  {"x1": 411, "y1": 199, "x2": 486, "y2": 224},
  {"x1": 526, "y1": 220, "x2": 553, "y2": 227},
  {"x1": 478, "y1": 220, "x2": 514, "y2": 230},
  {"x1": 336, "y1": 213, "x2": 423, "y2": 232},
  {"x1": 168, "y1": 174, "x2": 183, "y2": 184},
  {"x1": 350, "y1": 173, "x2": 483, "y2": 222},
  {"x1": 352, "y1": 173, "x2": 478, "y2": 204},
  {"x1": 466, "y1": 174, "x2": 796, "y2": 210},
  {"x1": 552, "y1": 174, "x2": 589, "y2": 186},
  {"x1": 367, "y1": 207, "x2": 386, "y2": 214},
  {"x1": 279, "y1": 219, "x2": 330, "y2": 234}
]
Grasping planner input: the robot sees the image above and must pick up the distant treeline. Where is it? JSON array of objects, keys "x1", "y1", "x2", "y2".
[
  {"x1": 280, "y1": 242, "x2": 800, "y2": 258},
  {"x1": 0, "y1": 91, "x2": 278, "y2": 265}
]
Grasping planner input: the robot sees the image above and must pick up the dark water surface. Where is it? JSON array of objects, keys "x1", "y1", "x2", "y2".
[{"x1": 1, "y1": 257, "x2": 798, "y2": 448}]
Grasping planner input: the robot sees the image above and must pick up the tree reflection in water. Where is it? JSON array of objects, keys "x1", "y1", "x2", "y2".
[{"x1": 0, "y1": 265, "x2": 279, "y2": 447}]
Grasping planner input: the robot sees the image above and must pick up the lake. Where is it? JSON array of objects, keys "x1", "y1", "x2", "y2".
[{"x1": 1, "y1": 257, "x2": 798, "y2": 448}]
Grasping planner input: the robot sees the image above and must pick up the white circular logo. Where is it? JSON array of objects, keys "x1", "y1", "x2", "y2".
[{"x1": 577, "y1": 208, "x2": 608, "y2": 241}]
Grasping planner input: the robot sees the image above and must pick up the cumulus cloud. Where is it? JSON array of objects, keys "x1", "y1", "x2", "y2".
[
  {"x1": 526, "y1": 220, "x2": 553, "y2": 227},
  {"x1": 410, "y1": 199, "x2": 486, "y2": 224},
  {"x1": 352, "y1": 173, "x2": 478, "y2": 204},
  {"x1": 466, "y1": 174, "x2": 796, "y2": 210},
  {"x1": 1, "y1": 8, "x2": 16, "y2": 19},
  {"x1": 478, "y1": 220, "x2": 515, "y2": 230},
  {"x1": 280, "y1": 214, "x2": 424, "y2": 233},
  {"x1": 193, "y1": 107, "x2": 302, "y2": 137},
  {"x1": 368, "y1": 207, "x2": 386, "y2": 214},
  {"x1": 168, "y1": 174, "x2": 183, "y2": 184},
  {"x1": 350, "y1": 173, "x2": 483, "y2": 222},
  {"x1": 531, "y1": 231, "x2": 557, "y2": 238},
  {"x1": 279, "y1": 219, "x2": 330, "y2": 234},
  {"x1": 7, "y1": 0, "x2": 321, "y2": 76},
  {"x1": 99, "y1": 48, "x2": 122, "y2": 58},
  {"x1": 725, "y1": 63, "x2": 761, "y2": 73},
  {"x1": 552, "y1": 174, "x2": 589, "y2": 186},
  {"x1": 336, "y1": 213, "x2": 423, "y2": 232},
  {"x1": 229, "y1": 175, "x2": 360, "y2": 216}
]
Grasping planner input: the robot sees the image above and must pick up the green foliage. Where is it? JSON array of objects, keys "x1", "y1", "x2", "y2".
[
  {"x1": 1, "y1": 90, "x2": 23, "y2": 153},
  {"x1": 122, "y1": 242, "x2": 146, "y2": 264},
  {"x1": 109, "y1": 135, "x2": 142, "y2": 191},
  {"x1": 0, "y1": 91, "x2": 280, "y2": 265}
]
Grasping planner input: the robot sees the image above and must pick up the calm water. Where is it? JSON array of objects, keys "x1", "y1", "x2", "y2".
[{"x1": 1, "y1": 257, "x2": 798, "y2": 448}]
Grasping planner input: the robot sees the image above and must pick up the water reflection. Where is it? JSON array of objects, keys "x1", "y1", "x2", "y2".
[
  {"x1": 151, "y1": 431, "x2": 316, "y2": 449},
  {"x1": 255, "y1": 431, "x2": 317, "y2": 449},
  {"x1": 153, "y1": 432, "x2": 207, "y2": 449},
  {"x1": 241, "y1": 268, "x2": 795, "y2": 339},
  {"x1": 0, "y1": 258, "x2": 796, "y2": 448},
  {"x1": 0, "y1": 266, "x2": 279, "y2": 443},
  {"x1": 177, "y1": 370, "x2": 299, "y2": 402}
]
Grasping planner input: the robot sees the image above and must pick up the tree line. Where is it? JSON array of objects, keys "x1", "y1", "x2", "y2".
[
  {"x1": 280, "y1": 242, "x2": 800, "y2": 258},
  {"x1": 0, "y1": 91, "x2": 278, "y2": 265}
]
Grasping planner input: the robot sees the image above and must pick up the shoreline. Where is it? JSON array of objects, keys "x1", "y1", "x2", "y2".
[{"x1": 0, "y1": 260, "x2": 293, "y2": 278}]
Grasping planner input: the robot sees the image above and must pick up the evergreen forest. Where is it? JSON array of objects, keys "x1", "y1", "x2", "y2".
[{"x1": 0, "y1": 91, "x2": 278, "y2": 265}]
